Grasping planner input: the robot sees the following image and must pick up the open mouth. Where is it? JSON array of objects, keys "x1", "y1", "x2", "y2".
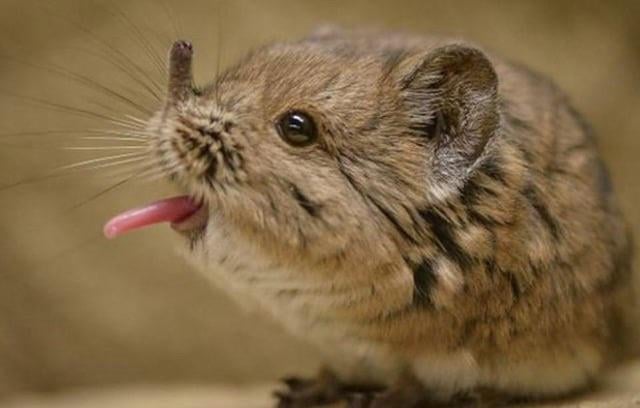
[
  {"x1": 103, "y1": 42, "x2": 211, "y2": 240},
  {"x1": 103, "y1": 196, "x2": 208, "y2": 239}
]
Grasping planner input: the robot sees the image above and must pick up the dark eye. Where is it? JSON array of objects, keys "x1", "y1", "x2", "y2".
[{"x1": 276, "y1": 110, "x2": 318, "y2": 147}]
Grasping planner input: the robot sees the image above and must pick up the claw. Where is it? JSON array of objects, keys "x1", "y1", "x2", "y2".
[{"x1": 272, "y1": 370, "x2": 346, "y2": 407}]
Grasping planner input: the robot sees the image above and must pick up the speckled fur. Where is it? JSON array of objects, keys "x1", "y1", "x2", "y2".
[{"x1": 147, "y1": 29, "x2": 636, "y2": 400}]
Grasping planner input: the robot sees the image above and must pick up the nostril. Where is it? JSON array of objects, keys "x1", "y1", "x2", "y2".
[{"x1": 176, "y1": 40, "x2": 192, "y2": 52}]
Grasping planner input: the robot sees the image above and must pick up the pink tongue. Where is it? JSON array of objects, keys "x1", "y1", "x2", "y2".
[{"x1": 104, "y1": 195, "x2": 201, "y2": 239}]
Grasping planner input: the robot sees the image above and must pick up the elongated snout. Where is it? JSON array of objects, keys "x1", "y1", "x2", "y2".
[{"x1": 168, "y1": 40, "x2": 194, "y2": 104}]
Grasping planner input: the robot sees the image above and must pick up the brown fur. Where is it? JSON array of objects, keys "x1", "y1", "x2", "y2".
[{"x1": 147, "y1": 28, "x2": 636, "y2": 401}]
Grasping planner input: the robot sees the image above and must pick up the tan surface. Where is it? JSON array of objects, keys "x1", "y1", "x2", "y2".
[
  {"x1": 2, "y1": 362, "x2": 640, "y2": 408},
  {"x1": 0, "y1": 0, "x2": 638, "y2": 404}
]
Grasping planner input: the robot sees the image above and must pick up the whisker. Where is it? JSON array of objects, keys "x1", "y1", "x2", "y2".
[
  {"x1": 80, "y1": 136, "x2": 148, "y2": 142},
  {"x1": 99, "y1": 169, "x2": 155, "y2": 184},
  {"x1": 100, "y1": 1, "x2": 167, "y2": 78},
  {"x1": 0, "y1": 129, "x2": 81, "y2": 139},
  {"x1": 58, "y1": 152, "x2": 147, "y2": 171},
  {"x1": 0, "y1": 129, "x2": 110, "y2": 139},
  {"x1": 62, "y1": 44, "x2": 163, "y2": 102},
  {"x1": 66, "y1": 171, "x2": 144, "y2": 211},
  {"x1": 0, "y1": 153, "x2": 151, "y2": 193},
  {"x1": 0, "y1": 142, "x2": 143, "y2": 151},
  {"x1": 102, "y1": 159, "x2": 169, "y2": 181},
  {"x1": 106, "y1": 118, "x2": 147, "y2": 132},
  {"x1": 0, "y1": 88, "x2": 139, "y2": 125},
  {"x1": 0, "y1": 129, "x2": 150, "y2": 143},
  {"x1": 123, "y1": 114, "x2": 151, "y2": 127},
  {"x1": 62, "y1": 146, "x2": 147, "y2": 151},
  {"x1": 141, "y1": 168, "x2": 178, "y2": 183},
  {"x1": 98, "y1": 158, "x2": 157, "y2": 176},
  {"x1": 0, "y1": 54, "x2": 153, "y2": 116},
  {"x1": 83, "y1": 156, "x2": 152, "y2": 172},
  {"x1": 89, "y1": 128, "x2": 152, "y2": 138},
  {"x1": 36, "y1": 2, "x2": 164, "y2": 103},
  {"x1": 0, "y1": 171, "x2": 76, "y2": 193},
  {"x1": 214, "y1": 1, "x2": 225, "y2": 106},
  {"x1": 102, "y1": 115, "x2": 148, "y2": 130},
  {"x1": 89, "y1": 97, "x2": 149, "y2": 124}
]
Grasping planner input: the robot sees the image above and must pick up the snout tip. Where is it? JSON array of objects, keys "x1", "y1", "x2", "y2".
[{"x1": 171, "y1": 40, "x2": 193, "y2": 58}]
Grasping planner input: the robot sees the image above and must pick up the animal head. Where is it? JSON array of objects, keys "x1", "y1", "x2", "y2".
[{"x1": 148, "y1": 32, "x2": 500, "y2": 271}]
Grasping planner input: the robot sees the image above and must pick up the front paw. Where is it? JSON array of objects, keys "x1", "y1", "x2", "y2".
[
  {"x1": 274, "y1": 368, "x2": 385, "y2": 408},
  {"x1": 274, "y1": 369, "x2": 344, "y2": 408}
]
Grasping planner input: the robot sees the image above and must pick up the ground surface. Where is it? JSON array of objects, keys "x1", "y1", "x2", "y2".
[{"x1": 3, "y1": 361, "x2": 639, "y2": 408}]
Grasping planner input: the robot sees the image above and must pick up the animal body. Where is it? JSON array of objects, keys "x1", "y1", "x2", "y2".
[{"x1": 105, "y1": 28, "x2": 636, "y2": 407}]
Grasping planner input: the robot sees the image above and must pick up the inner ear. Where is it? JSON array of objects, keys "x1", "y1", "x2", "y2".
[
  {"x1": 400, "y1": 44, "x2": 499, "y2": 170},
  {"x1": 421, "y1": 111, "x2": 444, "y2": 141}
]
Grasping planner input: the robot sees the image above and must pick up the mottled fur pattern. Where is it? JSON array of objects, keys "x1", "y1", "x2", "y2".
[{"x1": 147, "y1": 29, "x2": 635, "y2": 400}]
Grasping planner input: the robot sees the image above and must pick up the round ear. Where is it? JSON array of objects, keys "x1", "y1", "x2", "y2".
[{"x1": 399, "y1": 44, "x2": 499, "y2": 178}]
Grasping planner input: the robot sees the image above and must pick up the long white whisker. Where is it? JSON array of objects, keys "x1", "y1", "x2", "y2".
[
  {"x1": 96, "y1": 157, "x2": 167, "y2": 180},
  {"x1": 58, "y1": 152, "x2": 147, "y2": 171},
  {"x1": 106, "y1": 118, "x2": 147, "y2": 131},
  {"x1": 63, "y1": 44, "x2": 163, "y2": 102},
  {"x1": 126, "y1": 166, "x2": 168, "y2": 181},
  {"x1": 80, "y1": 136, "x2": 148, "y2": 142},
  {"x1": 139, "y1": 161, "x2": 188, "y2": 182},
  {"x1": 88, "y1": 128, "x2": 152, "y2": 138},
  {"x1": 79, "y1": 156, "x2": 151, "y2": 172},
  {"x1": 63, "y1": 146, "x2": 147, "y2": 151},
  {"x1": 139, "y1": 167, "x2": 180, "y2": 183},
  {"x1": 88, "y1": 128, "x2": 150, "y2": 136},
  {"x1": 124, "y1": 114, "x2": 150, "y2": 126}
]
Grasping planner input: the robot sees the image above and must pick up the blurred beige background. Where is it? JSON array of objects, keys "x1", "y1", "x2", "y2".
[{"x1": 0, "y1": 0, "x2": 638, "y2": 404}]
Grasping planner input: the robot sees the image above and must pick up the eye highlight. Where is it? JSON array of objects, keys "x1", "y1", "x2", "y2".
[{"x1": 276, "y1": 110, "x2": 318, "y2": 147}]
